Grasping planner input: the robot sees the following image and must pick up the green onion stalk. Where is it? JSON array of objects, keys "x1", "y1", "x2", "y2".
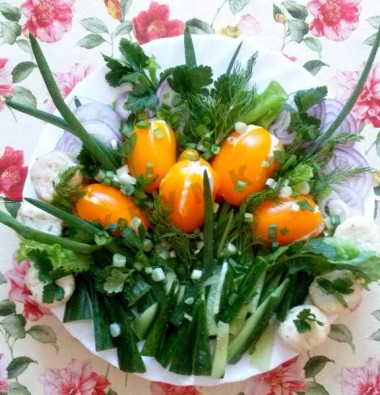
[
  {"x1": 5, "y1": 34, "x2": 117, "y2": 171},
  {"x1": 306, "y1": 26, "x2": 380, "y2": 158},
  {"x1": 0, "y1": 209, "x2": 99, "y2": 254}
]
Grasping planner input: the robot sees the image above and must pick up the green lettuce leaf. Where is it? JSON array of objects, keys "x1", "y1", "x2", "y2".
[
  {"x1": 17, "y1": 239, "x2": 91, "y2": 274},
  {"x1": 241, "y1": 81, "x2": 287, "y2": 128}
]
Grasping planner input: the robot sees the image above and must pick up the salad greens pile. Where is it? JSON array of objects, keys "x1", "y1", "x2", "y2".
[{"x1": 1, "y1": 27, "x2": 380, "y2": 378}]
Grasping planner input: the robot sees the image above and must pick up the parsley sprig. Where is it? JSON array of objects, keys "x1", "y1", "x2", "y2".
[
  {"x1": 293, "y1": 308, "x2": 325, "y2": 333},
  {"x1": 104, "y1": 39, "x2": 159, "y2": 113},
  {"x1": 317, "y1": 276, "x2": 354, "y2": 308}
]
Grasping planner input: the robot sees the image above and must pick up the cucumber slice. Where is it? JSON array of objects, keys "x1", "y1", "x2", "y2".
[
  {"x1": 192, "y1": 299, "x2": 212, "y2": 376},
  {"x1": 102, "y1": 295, "x2": 146, "y2": 373},
  {"x1": 206, "y1": 261, "x2": 228, "y2": 336},
  {"x1": 220, "y1": 258, "x2": 268, "y2": 324},
  {"x1": 141, "y1": 282, "x2": 178, "y2": 357},
  {"x1": 227, "y1": 278, "x2": 290, "y2": 364},
  {"x1": 211, "y1": 321, "x2": 229, "y2": 378},
  {"x1": 133, "y1": 302, "x2": 158, "y2": 340},
  {"x1": 229, "y1": 304, "x2": 248, "y2": 335},
  {"x1": 63, "y1": 274, "x2": 92, "y2": 322},
  {"x1": 249, "y1": 318, "x2": 275, "y2": 370}
]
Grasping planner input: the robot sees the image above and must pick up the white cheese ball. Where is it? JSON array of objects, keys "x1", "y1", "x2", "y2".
[
  {"x1": 309, "y1": 270, "x2": 362, "y2": 315},
  {"x1": 30, "y1": 151, "x2": 83, "y2": 201},
  {"x1": 334, "y1": 216, "x2": 380, "y2": 254},
  {"x1": 278, "y1": 304, "x2": 330, "y2": 353},
  {"x1": 17, "y1": 201, "x2": 63, "y2": 236},
  {"x1": 24, "y1": 266, "x2": 75, "y2": 308}
]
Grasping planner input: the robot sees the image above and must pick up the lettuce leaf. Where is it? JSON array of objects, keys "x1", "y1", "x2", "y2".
[
  {"x1": 241, "y1": 81, "x2": 287, "y2": 128},
  {"x1": 303, "y1": 237, "x2": 380, "y2": 287},
  {"x1": 17, "y1": 239, "x2": 92, "y2": 274}
]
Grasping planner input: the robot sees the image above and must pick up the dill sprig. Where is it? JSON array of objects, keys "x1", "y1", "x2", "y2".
[
  {"x1": 168, "y1": 54, "x2": 258, "y2": 155},
  {"x1": 312, "y1": 166, "x2": 372, "y2": 199},
  {"x1": 51, "y1": 165, "x2": 84, "y2": 212},
  {"x1": 148, "y1": 195, "x2": 194, "y2": 266}
]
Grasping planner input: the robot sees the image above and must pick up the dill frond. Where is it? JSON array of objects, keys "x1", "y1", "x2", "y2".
[
  {"x1": 51, "y1": 165, "x2": 84, "y2": 212},
  {"x1": 149, "y1": 195, "x2": 194, "y2": 265}
]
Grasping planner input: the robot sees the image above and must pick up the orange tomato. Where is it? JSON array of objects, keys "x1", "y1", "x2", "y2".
[
  {"x1": 128, "y1": 119, "x2": 176, "y2": 193},
  {"x1": 253, "y1": 195, "x2": 324, "y2": 246},
  {"x1": 74, "y1": 184, "x2": 149, "y2": 229},
  {"x1": 212, "y1": 126, "x2": 283, "y2": 206},
  {"x1": 159, "y1": 150, "x2": 219, "y2": 233}
]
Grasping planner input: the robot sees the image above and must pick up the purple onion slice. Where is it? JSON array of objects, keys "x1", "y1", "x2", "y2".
[
  {"x1": 55, "y1": 133, "x2": 82, "y2": 157},
  {"x1": 73, "y1": 102, "x2": 121, "y2": 136},
  {"x1": 321, "y1": 188, "x2": 365, "y2": 221},
  {"x1": 323, "y1": 146, "x2": 372, "y2": 199},
  {"x1": 55, "y1": 120, "x2": 121, "y2": 157},
  {"x1": 156, "y1": 78, "x2": 178, "y2": 107},
  {"x1": 115, "y1": 91, "x2": 132, "y2": 120},
  {"x1": 308, "y1": 99, "x2": 357, "y2": 142},
  {"x1": 269, "y1": 98, "x2": 358, "y2": 146},
  {"x1": 268, "y1": 109, "x2": 293, "y2": 145}
]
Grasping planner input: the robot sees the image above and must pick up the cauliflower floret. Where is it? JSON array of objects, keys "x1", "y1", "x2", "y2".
[
  {"x1": 30, "y1": 151, "x2": 83, "y2": 201},
  {"x1": 334, "y1": 216, "x2": 380, "y2": 254},
  {"x1": 278, "y1": 305, "x2": 330, "y2": 353},
  {"x1": 309, "y1": 270, "x2": 362, "y2": 315},
  {"x1": 17, "y1": 201, "x2": 63, "y2": 236},
  {"x1": 24, "y1": 266, "x2": 75, "y2": 308}
]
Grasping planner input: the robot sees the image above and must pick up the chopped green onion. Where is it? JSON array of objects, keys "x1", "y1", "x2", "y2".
[
  {"x1": 297, "y1": 199, "x2": 314, "y2": 212},
  {"x1": 136, "y1": 120, "x2": 150, "y2": 129},
  {"x1": 163, "y1": 92, "x2": 170, "y2": 99},
  {"x1": 273, "y1": 149, "x2": 286, "y2": 163},
  {"x1": 244, "y1": 213, "x2": 254, "y2": 223},
  {"x1": 330, "y1": 215, "x2": 341, "y2": 226},
  {"x1": 113, "y1": 253, "x2": 127, "y2": 267},
  {"x1": 211, "y1": 145, "x2": 220, "y2": 155},
  {"x1": 146, "y1": 162, "x2": 154, "y2": 174},
  {"x1": 280, "y1": 227, "x2": 289, "y2": 235},
  {"x1": 94, "y1": 231, "x2": 111, "y2": 246},
  {"x1": 235, "y1": 180, "x2": 248, "y2": 192},
  {"x1": 156, "y1": 111, "x2": 166, "y2": 120},
  {"x1": 142, "y1": 239, "x2": 153, "y2": 252},
  {"x1": 152, "y1": 267, "x2": 166, "y2": 282},
  {"x1": 268, "y1": 224, "x2": 277, "y2": 239},
  {"x1": 261, "y1": 160, "x2": 270, "y2": 168},
  {"x1": 271, "y1": 241, "x2": 280, "y2": 248},
  {"x1": 109, "y1": 323, "x2": 121, "y2": 337},
  {"x1": 154, "y1": 128, "x2": 164, "y2": 138},
  {"x1": 137, "y1": 112, "x2": 149, "y2": 120}
]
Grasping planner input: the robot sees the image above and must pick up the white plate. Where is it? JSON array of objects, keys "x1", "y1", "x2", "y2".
[{"x1": 22, "y1": 35, "x2": 374, "y2": 386}]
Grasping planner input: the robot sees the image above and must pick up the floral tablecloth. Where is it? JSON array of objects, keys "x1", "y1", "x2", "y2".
[{"x1": 1, "y1": 0, "x2": 380, "y2": 394}]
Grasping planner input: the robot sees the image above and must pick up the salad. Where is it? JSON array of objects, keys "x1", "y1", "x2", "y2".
[{"x1": 1, "y1": 28, "x2": 380, "y2": 380}]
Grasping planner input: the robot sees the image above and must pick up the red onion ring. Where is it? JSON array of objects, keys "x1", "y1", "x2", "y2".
[
  {"x1": 73, "y1": 102, "x2": 121, "y2": 136},
  {"x1": 55, "y1": 120, "x2": 121, "y2": 157},
  {"x1": 323, "y1": 146, "x2": 372, "y2": 199},
  {"x1": 115, "y1": 91, "x2": 132, "y2": 120},
  {"x1": 156, "y1": 78, "x2": 178, "y2": 107}
]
